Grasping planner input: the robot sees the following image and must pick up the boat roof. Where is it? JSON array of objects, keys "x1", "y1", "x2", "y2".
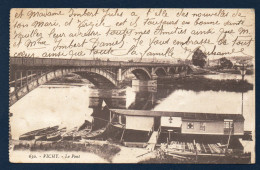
[{"x1": 110, "y1": 109, "x2": 244, "y2": 121}]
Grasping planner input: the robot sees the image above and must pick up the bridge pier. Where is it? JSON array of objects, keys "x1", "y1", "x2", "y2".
[
  {"x1": 117, "y1": 68, "x2": 122, "y2": 82},
  {"x1": 151, "y1": 67, "x2": 158, "y2": 80}
]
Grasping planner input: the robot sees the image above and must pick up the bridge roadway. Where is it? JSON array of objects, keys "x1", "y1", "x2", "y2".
[
  {"x1": 10, "y1": 57, "x2": 186, "y2": 67},
  {"x1": 9, "y1": 57, "x2": 191, "y2": 106}
]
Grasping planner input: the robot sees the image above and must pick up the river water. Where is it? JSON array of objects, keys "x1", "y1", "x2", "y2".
[{"x1": 10, "y1": 74, "x2": 255, "y2": 142}]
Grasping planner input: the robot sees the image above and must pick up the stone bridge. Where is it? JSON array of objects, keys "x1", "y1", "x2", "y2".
[{"x1": 9, "y1": 57, "x2": 191, "y2": 106}]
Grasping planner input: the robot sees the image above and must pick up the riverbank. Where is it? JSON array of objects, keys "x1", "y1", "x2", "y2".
[
  {"x1": 139, "y1": 153, "x2": 251, "y2": 164},
  {"x1": 159, "y1": 76, "x2": 253, "y2": 92},
  {"x1": 213, "y1": 69, "x2": 254, "y2": 75},
  {"x1": 11, "y1": 140, "x2": 120, "y2": 162},
  {"x1": 10, "y1": 139, "x2": 156, "y2": 163},
  {"x1": 206, "y1": 67, "x2": 254, "y2": 75}
]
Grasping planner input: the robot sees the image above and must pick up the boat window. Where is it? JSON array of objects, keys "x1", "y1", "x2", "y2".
[
  {"x1": 113, "y1": 114, "x2": 119, "y2": 123},
  {"x1": 121, "y1": 116, "x2": 126, "y2": 124},
  {"x1": 119, "y1": 115, "x2": 122, "y2": 124},
  {"x1": 224, "y1": 119, "x2": 233, "y2": 128},
  {"x1": 187, "y1": 122, "x2": 194, "y2": 129},
  {"x1": 200, "y1": 122, "x2": 206, "y2": 131}
]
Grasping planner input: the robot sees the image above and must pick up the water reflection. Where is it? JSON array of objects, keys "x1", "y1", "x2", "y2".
[
  {"x1": 204, "y1": 73, "x2": 254, "y2": 84},
  {"x1": 10, "y1": 75, "x2": 255, "y2": 140}
]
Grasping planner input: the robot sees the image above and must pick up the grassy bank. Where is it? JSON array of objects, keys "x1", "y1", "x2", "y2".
[
  {"x1": 159, "y1": 76, "x2": 253, "y2": 93},
  {"x1": 206, "y1": 67, "x2": 254, "y2": 75},
  {"x1": 13, "y1": 141, "x2": 120, "y2": 162},
  {"x1": 214, "y1": 70, "x2": 253, "y2": 75}
]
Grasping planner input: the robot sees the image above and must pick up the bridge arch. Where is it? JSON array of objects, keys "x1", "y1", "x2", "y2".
[
  {"x1": 154, "y1": 67, "x2": 167, "y2": 76},
  {"x1": 72, "y1": 68, "x2": 118, "y2": 88},
  {"x1": 10, "y1": 68, "x2": 118, "y2": 106},
  {"x1": 169, "y1": 67, "x2": 177, "y2": 74},
  {"x1": 121, "y1": 67, "x2": 152, "y2": 80}
]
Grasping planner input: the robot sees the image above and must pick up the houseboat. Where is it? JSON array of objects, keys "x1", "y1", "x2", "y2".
[{"x1": 109, "y1": 109, "x2": 245, "y2": 151}]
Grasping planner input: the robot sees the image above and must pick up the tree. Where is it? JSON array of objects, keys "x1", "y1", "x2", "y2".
[
  {"x1": 192, "y1": 48, "x2": 207, "y2": 68},
  {"x1": 219, "y1": 57, "x2": 233, "y2": 69}
]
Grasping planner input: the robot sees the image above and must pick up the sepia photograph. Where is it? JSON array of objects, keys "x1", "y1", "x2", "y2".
[{"x1": 9, "y1": 8, "x2": 255, "y2": 163}]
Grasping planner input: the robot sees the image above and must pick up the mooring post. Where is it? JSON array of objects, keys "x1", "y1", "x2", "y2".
[
  {"x1": 36, "y1": 71, "x2": 39, "y2": 85},
  {"x1": 151, "y1": 93, "x2": 155, "y2": 105},
  {"x1": 30, "y1": 70, "x2": 33, "y2": 81},
  {"x1": 120, "y1": 127, "x2": 126, "y2": 142},
  {"x1": 109, "y1": 111, "x2": 112, "y2": 122},
  {"x1": 194, "y1": 139, "x2": 198, "y2": 163},
  {"x1": 26, "y1": 70, "x2": 28, "y2": 84},
  {"x1": 20, "y1": 71, "x2": 23, "y2": 87},
  {"x1": 14, "y1": 71, "x2": 17, "y2": 91}
]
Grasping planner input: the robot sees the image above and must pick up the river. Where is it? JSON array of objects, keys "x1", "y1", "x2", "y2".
[{"x1": 10, "y1": 74, "x2": 255, "y2": 142}]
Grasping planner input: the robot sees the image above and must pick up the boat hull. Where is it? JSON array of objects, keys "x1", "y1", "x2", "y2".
[
  {"x1": 19, "y1": 134, "x2": 35, "y2": 140},
  {"x1": 35, "y1": 135, "x2": 47, "y2": 141},
  {"x1": 47, "y1": 135, "x2": 62, "y2": 141},
  {"x1": 82, "y1": 127, "x2": 106, "y2": 140},
  {"x1": 19, "y1": 127, "x2": 50, "y2": 140}
]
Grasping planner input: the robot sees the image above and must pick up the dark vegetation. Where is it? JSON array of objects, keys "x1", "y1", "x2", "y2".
[
  {"x1": 192, "y1": 48, "x2": 207, "y2": 68},
  {"x1": 13, "y1": 141, "x2": 120, "y2": 162},
  {"x1": 219, "y1": 57, "x2": 233, "y2": 69},
  {"x1": 159, "y1": 76, "x2": 253, "y2": 93}
]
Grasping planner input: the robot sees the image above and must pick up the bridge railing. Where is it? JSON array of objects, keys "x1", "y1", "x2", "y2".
[{"x1": 10, "y1": 57, "x2": 186, "y2": 67}]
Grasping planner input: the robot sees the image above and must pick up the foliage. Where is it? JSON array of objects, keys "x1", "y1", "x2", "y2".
[
  {"x1": 192, "y1": 48, "x2": 207, "y2": 68},
  {"x1": 163, "y1": 76, "x2": 253, "y2": 93},
  {"x1": 219, "y1": 57, "x2": 233, "y2": 69}
]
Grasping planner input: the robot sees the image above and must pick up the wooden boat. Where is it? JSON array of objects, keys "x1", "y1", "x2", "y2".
[
  {"x1": 77, "y1": 120, "x2": 92, "y2": 131},
  {"x1": 46, "y1": 131, "x2": 61, "y2": 141},
  {"x1": 46, "y1": 127, "x2": 67, "y2": 141},
  {"x1": 62, "y1": 127, "x2": 77, "y2": 141},
  {"x1": 73, "y1": 128, "x2": 92, "y2": 140},
  {"x1": 70, "y1": 120, "x2": 93, "y2": 140},
  {"x1": 34, "y1": 126, "x2": 59, "y2": 141},
  {"x1": 35, "y1": 134, "x2": 47, "y2": 141},
  {"x1": 82, "y1": 127, "x2": 107, "y2": 139},
  {"x1": 165, "y1": 141, "x2": 227, "y2": 156},
  {"x1": 19, "y1": 127, "x2": 49, "y2": 140}
]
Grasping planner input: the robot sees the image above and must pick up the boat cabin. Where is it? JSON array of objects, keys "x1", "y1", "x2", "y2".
[{"x1": 109, "y1": 109, "x2": 244, "y2": 136}]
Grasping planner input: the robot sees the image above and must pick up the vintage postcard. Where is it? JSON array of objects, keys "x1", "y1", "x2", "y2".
[{"x1": 9, "y1": 8, "x2": 255, "y2": 163}]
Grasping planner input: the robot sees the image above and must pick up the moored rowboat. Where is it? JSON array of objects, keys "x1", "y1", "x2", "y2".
[
  {"x1": 73, "y1": 128, "x2": 92, "y2": 140},
  {"x1": 82, "y1": 127, "x2": 106, "y2": 139},
  {"x1": 19, "y1": 127, "x2": 50, "y2": 140},
  {"x1": 34, "y1": 126, "x2": 59, "y2": 141},
  {"x1": 46, "y1": 127, "x2": 67, "y2": 141},
  {"x1": 62, "y1": 127, "x2": 77, "y2": 141}
]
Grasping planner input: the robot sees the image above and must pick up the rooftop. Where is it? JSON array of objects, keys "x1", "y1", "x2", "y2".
[{"x1": 110, "y1": 109, "x2": 245, "y2": 121}]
